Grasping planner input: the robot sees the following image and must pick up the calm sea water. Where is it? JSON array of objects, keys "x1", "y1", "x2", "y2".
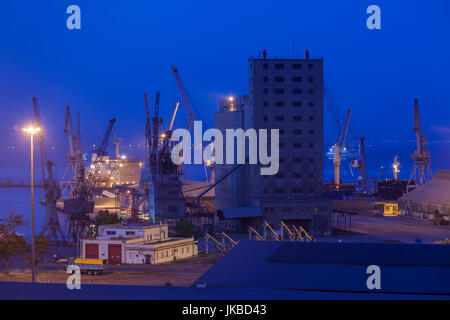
[
  {"x1": 0, "y1": 187, "x2": 46, "y2": 241},
  {"x1": 1, "y1": 143, "x2": 448, "y2": 238}
]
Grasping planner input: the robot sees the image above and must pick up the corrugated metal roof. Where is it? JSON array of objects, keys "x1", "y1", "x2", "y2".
[
  {"x1": 99, "y1": 222, "x2": 164, "y2": 229},
  {"x1": 195, "y1": 241, "x2": 450, "y2": 295},
  {"x1": 399, "y1": 170, "x2": 450, "y2": 206}
]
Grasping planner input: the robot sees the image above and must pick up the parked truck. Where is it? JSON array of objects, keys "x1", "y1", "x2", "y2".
[{"x1": 66, "y1": 258, "x2": 107, "y2": 275}]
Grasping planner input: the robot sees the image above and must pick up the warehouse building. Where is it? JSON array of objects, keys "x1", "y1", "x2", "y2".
[
  {"x1": 80, "y1": 222, "x2": 198, "y2": 264},
  {"x1": 126, "y1": 237, "x2": 198, "y2": 264},
  {"x1": 398, "y1": 169, "x2": 450, "y2": 222}
]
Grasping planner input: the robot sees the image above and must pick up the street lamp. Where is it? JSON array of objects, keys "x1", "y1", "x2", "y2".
[{"x1": 23, "y1": 126, "x2": 40, "y2": 283}]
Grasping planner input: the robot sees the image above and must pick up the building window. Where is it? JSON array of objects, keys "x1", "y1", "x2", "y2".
[
  {"x1": 275, "y1": 63, "x2": 284, "y2": 69},
  {"x1": 125, "y1": 231, "x2": 135, "y2": 236},
  {"x1": 292, "y1": 89, "x2": 302, "y2": 95},
  {"x1": 293, "y1": 116, "x2": 302, "y2": 121},
  {"x1": 292, "y1": 76, "x2": 302, "y2": 82},
  {"x1": 308, "y1": 89, "x2": 314, "y2": 94},
  {"x1": 279, "y1": 143, "x2": 284, "y2": 148},
  {"x1": 309, "y1": 188, "x2": 314, "y2": 193},
  {"x1": 293, "y1": 188, "x2": 303, "y2": 193},
  {"x1": 293, "y1": 129, "x2": 302, "y2": 135},
  {"x1": 308, "y1": 129, "x2": 314, "y2": 135},
  {"x1": 263, "y1": 101, "x2": 268, "y2": 107},
  {"x1": 292, "y1": 101, "x2": 302, "y2": 107},
  {"x1": 275, "y1": 76, "x2": 284, "y2": 82},
  {"x1": 279, "y1": 158, "x2": 285, "y2": 163},
  {"x1": 293, "y1": 143, "x2": 302, "y2": 148},
  {"x1": 263, "y1": 116, "x2": 268, "y2": 122},
  {"x1": 308, "y1": 102, "x2": 314, "y2": 107},
  {"x1": 308, "y1": 158, "x2": 314, "y2": 163},
  {"x1": 279, "y1": 129, "x2": 285, "y2": 135},
  {"x1": 263, "y1": 88, "x2": 268, "y2": 94},
  {"x1": 308, "y1": 63, "x2": 314, "y2": 69},
  {"x1": 106, "y1": 231, "x2": 116, "y2": 235},
  {"x1": 275, "y1": 88, "x2": 284, "y2": 94},
  {"x1": 275, "y1": 116, "x2": 284, "y2": 121},
  {"x1": 293, "y1": 172, "x2": 302, "y2": 178},
  {"x1": 275, "y1": 188, "x2": 285, "y2": 193},
  {"x1": 309, "y1": 142, "x2": 314, "y2": 148},
  {"x1": 308, "y1": 76, "x2": 314, "y2": 82},
  {"x1": 293, "y1": 157, "x2": 302, "y2": 163},
  {"x1": 168, "y1": 205, "x2": 178, "y2": 212},
  {"x1": 263, "y1": 63, "x2": 268, "y2": 69},
  {"x1": 275, "y1": 101, "x2": 284, "y2": 107},
  {"x1": 293, "y1": 63, "x2": 302, "y2": 69},
  {"x1": 309, "y1": 173, "x2": 314, "y2": 178},
  {"x1": 282, "y1": 207, "x2": 293, "y2": 213},
  {"x1": 309, "y1": 116, "x2": 314, "y2": 121},
  {"x1": 263, "y1": 76, "x2": 268, "y2": 82}
]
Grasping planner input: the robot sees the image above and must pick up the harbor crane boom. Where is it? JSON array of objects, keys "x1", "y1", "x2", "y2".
[
  {"x1": 407, "y1": 99, "x2": 432, "y2": 192},
  {"x1": 171, "y1": 65, "x2": 195, "y2": 132},
  {"x1": 144, "y1": 93, "x2": 152, "y2": 159},
  {"x1": 60, "y1": 106, "x2": 84, "y2": 197},
  {"x1": 333, "y1": 108, "x2": 352, "y2": 185},
  {"x1": 32, "y1": 97, "x2": 65, "y2": 241}
]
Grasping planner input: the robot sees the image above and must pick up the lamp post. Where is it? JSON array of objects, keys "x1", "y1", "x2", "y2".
[{"x1": 23, "y1": 126, "x2": 40, "y2": 283}]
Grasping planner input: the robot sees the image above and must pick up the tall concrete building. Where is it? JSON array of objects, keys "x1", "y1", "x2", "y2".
[
  {"x1": 214, "y1": 54, "x2": 331, "y2": 234},
  {"x1": 246, "y1": 56, "x2": 331, "y2": 233}
]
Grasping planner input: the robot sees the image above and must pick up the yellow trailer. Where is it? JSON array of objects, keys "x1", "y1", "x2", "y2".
[{"x1": 66, "y1": 258, "x2": 107, "y2": 275}]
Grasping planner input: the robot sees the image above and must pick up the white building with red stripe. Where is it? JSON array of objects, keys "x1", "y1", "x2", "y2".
[{"x1": 80, "y1": 222, "x2": 198, "y2": 264}]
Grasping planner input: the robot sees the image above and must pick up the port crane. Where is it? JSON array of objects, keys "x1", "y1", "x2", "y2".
[
  {"x1": 333, "y1": 108, "x2": 352, "y2": 185},
  {"x1": 171, "y1": 65, "x2": 210, "y2": 181},
  {"x1": 32, "y1": 97, "x2": 65, "y2": 242},
  {"x1": 324, "y1": 88, "x2": 366, "y2": 186},
  {"x1": 63, "y1": 118, "x2": 116, "y2": 241},
  {"x1": 393, "y1": 155, "x2": 400, "y2": 181},
  {"x1": 142, "y1": 92, "x2": 156, "y2": 222},
  {"x1": 60, "y1": 106, "x2": 84, "y2": 198},
  {"x1": 171, "y1": 65, "x2": 195, "y2": 132},
  {"x1": 407, "y1": 99, "x2": 432, "y2": 192}
]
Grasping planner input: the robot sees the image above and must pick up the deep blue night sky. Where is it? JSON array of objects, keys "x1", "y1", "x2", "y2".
[{"x1": 1, "y1": 1, "x2": 449, "y2": 156}]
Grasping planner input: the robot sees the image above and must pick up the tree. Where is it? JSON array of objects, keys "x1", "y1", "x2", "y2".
[
  {"x1": 0, "y1": 209, "x2": 28, "y2": 275},
  {"x1": 91, "y1": 210, "x2": 121, "y2": 236},
  {"x1": 25, "y1": 235, "x2": 51, "y2": 271},
  {"x1": 174, "y1": 218, "x2": 195, "y2": 237}
]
